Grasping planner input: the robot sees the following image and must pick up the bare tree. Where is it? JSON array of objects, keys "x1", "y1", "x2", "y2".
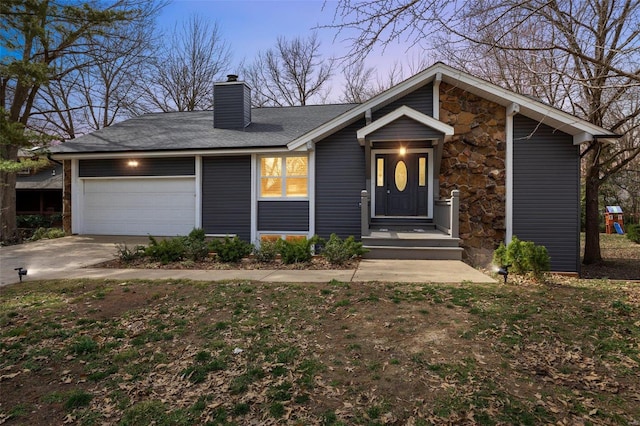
[
  {"x1": 30, "y1": 14, "x2": 157, "y2": 139},
  {"x1": 244, "y1": 33, "x2": 334, "y2": 106},
  {"x1": 340, "y1": 60, "x2": 377, "y2": 103},
  {"x1": 330, "y1": 0, "x2": 640, "y2": 264},
  {"x1": 0, "y1": 0, "x2": 161, "y2": 242},
  {"x1": 138, "y1": 15, "x2": 231, "y2": 112}
]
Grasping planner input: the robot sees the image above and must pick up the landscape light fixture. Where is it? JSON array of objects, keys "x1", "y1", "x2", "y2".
[
  {"x1": 497, "y1": 265, "x2": 510, "y2": 284},
  {"x1": 14, "y1": 267, "x2": 27, "y2": 282}
]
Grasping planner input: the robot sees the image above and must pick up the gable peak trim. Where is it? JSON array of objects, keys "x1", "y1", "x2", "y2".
[{"x1": 356, "y1": 105, "x2": 454, "y2": 144}]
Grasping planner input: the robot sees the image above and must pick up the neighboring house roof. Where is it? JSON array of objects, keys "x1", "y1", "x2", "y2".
[
  {"x1": 16, "y1": 164, "x2": 63, "y2": 190},
  {"x1": 51, "y1": 104, "x2": 357, "y2": 156}
]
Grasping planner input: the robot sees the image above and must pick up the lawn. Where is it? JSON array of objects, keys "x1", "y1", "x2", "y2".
[{"x1": 0, "y1": 235, "x2": 638, "y2": 425}]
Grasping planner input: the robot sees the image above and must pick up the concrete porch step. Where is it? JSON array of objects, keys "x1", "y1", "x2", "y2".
[
  {"x1": 362, "y1": 245, "x2": 463, "y2": 260},
  {"x1": 362, "y1": 235, "x2": 461, "y2": 248}
]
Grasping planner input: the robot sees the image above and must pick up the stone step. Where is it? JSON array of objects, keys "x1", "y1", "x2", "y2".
[{"x1": 362, "y1": 246, "x2": 463, "y2": 260}]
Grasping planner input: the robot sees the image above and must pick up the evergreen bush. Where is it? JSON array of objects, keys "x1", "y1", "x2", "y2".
[
  {"x1": 278, "y1": 236, "x2": 320, "y2": 264},
  {"x1": 627, "y1": 224, "x2": 640, "y2": 244},
  {"x1": 321, "y1": 233, "x2": 367, "y2": 265},
  {"x1": 253, "y1": 240, "x2": 279, "y2": 263},
  {"x1": 145, "y1": 236, "x2": 186, "y2": 264},
  {"x1": 184, "y1": 228, "x2": 209, "y2": 261},
  {"x1": 492, "y1": 236, "x2": 550, "y2": 280},
  {"x1": 210, "y1": 236, "x2": 253, "y2": 263}
]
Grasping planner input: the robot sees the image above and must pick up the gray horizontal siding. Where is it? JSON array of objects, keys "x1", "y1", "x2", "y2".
[
  {"x1": 201, "y1": 156, "x2": 251, "y2": 241},
  {"x1": 373, "y1": 83, "x2": 433, "y2": 119},
  {"x1": 79, "y1": 157, "x2": 194, "y2": 177},
  {"x1": 258, "y1": 201, "x2": 309, "y2": 231},
  {"x1": 512, "y1": 115, "x2": 580, "y2": 273},
  {"x1": 316, "y1": 120, "x2": 366, "y2": 240},
  {"x1": 367, "y1": 116, "x2": 443, "y2": 141},
  {"x1": 213, "y1": 83, "x2": 251, "y2": 129}
]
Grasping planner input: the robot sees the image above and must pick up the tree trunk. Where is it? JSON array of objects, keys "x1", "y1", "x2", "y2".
[
  {"x1": 583, "y1": 162, "x2": 602, "y2": 264},
  {"x1": 0, "y1": 145, "x2": 18, "y2": 242}
]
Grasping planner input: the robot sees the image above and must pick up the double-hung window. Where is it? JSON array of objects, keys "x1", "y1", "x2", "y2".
[{"x1": 260, "y1": 155, "x2": 308, "y2": 199}]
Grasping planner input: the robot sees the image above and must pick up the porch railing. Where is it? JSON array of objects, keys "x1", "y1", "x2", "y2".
[
  {"x1": 360, "y1": 190, "x2": 370, "y2": 236},
  {"x1": 434, "y1": 190, "x2": 460, "y2": 238},
  {"x1": 360, "y1": 189, "x2": 459, "y2": 238}
]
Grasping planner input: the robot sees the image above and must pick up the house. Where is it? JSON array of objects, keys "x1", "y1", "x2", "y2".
[
  {"x1": 50, "y1": 63, "x2": 616, "y2": 274},
  {"x1": 16, "y1": 150, "x2": 63, "y2": 218}
]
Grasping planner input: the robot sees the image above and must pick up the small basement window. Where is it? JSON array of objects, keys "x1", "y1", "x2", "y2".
[
  {"x1": 260, "y1": 233, "x2": 307, "y2": 242},
  {"x1": 260, "y1": 155, "x2": 308, "y2": 199}
]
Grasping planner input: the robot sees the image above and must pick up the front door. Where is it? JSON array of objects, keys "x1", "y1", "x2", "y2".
[{"x1": 374, "y1": 152, "x2": 428, "y2": 216}]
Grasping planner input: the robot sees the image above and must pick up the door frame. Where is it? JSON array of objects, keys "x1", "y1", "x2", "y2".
[{"x1": 370, "y1": 148, "x2": 434, "y2": 219}]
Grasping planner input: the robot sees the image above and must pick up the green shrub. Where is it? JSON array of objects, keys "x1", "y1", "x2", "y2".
[
  {"x1": 253, "y1": 239, "x2": 279, "y2": 263},
  {"x1": 277, "y1": 236, "x2": 321, "y2": 264},
  {"x1": 492, "y1": 236, "x2": 550, "y2": 279},
  {"x1": 29, "y1": 227, "x2": 65, "y2": 241},
  {"x1": 627, "y1": 224, "x2": 640, "y2": 244},
  {"x1": 210, "y1": 236, "x2": 253, "y2": 263},
  {"x1": 145, "y1": 236, "x2": 186, "y2": 264},
  {"x1": 17, "y1": 214, "x2": 61, "y2": 229},
  {"x1": 116, "y1": 244, "x2": 146, "y2": 262},
  {"x1": 321, "y1": 233, "x2": 368, "y2": 265},
  {"x1": 184, "y1": 228, "x2": 209, "y2": 261}
]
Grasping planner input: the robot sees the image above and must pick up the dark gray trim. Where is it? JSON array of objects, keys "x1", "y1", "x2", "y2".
[
  {"x1": 258, "y1": 201, "x2": 309, "y2": 231},
  {"x1": 512, "y1": 115, "x2": 580, "y2": 273},
  {"x1": 201, "y1": 156, "x2": 251, "y2": 240},
  {"x1": 79, "y1": 158, "x2": 194, "y2": 177}
]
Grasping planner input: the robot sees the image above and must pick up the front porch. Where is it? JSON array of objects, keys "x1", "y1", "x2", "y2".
[{"x1": 360, "y1": 190, "x2": 463, "y2": 260}]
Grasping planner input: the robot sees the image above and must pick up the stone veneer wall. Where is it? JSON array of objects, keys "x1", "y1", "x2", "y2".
[{"x1": 439, "y1": 82, "x2": 506, "y2": 265}]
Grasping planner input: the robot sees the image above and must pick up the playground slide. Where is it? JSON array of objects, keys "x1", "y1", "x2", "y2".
[{"x1": 614, "y1": 222, "x2": 625, "y2": 235}]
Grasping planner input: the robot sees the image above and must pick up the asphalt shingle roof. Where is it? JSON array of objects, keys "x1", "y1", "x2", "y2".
[{"x1": 52, "y1": 104, "x2": 358, "y2": 154}]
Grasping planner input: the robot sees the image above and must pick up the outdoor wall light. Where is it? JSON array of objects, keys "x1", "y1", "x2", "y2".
[
  {"x1": 127, "y1": 160, "x2": 139, "y2": 167},
  {"x1": 14, "y1": 267, "x2": 27, "y2": 282},
  {"x1": 399, "y1": 147, "x2": 407, "y2": 156},
  {"x1": 497, "y1": 265, "x2": 510, "y2": 284}
]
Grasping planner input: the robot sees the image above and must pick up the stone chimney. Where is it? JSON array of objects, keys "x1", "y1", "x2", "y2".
[{"x1": 213, "y1": 74, "x2": 251, "y2": 129}]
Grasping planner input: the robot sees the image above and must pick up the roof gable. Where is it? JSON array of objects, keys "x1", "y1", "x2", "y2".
[
  {"x1": 287, "y1": 62, "x2": 616, "y2": 150},
  {"x1": 356, "y1": 105, "x2": 454, "y2": 144}
]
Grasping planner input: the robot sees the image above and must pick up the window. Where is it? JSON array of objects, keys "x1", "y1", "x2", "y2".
[
  {"x1": 260, "y1": 156, "x2": 308, "y2": 198},
  {"x1": 260, "y1": 234, "x2": 306, "y2": 242},
  {"x1": 376, "y1": 158, "x2": 384, "y2": 187}
]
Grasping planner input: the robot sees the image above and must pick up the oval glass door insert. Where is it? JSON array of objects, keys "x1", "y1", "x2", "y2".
[{"x1": 395, "y1": 160, "x2": 408, "y2": 191}]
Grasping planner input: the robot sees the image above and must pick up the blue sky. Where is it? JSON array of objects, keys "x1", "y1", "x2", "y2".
[{"x1": 158, "y1": 0, "x2": 425, "y2": 98}]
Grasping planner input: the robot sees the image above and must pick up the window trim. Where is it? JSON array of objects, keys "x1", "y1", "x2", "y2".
[{"x1": 258, "y1": 154, "x2": 309, "y2": 200}]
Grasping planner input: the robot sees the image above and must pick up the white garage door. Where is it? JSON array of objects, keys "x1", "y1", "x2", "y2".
[{"x1": 82, "y1": 178, "x2": 196, "y2": 236}]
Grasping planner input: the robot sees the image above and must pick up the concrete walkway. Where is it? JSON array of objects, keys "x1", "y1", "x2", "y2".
[{"x1": 1, "y1": 236, "x2": 495, "y2": 287}]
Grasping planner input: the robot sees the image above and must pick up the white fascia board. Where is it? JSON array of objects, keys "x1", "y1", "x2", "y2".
[
  {"x1": 356, "y1": 105, "x2": 454, "y2": 144},
  {"x1": 288, "y1": 62, "x2": 614, "y2": 151},
  {"x1": 287, "y1": 66, "x2": 445, "y2": 151},
  {"x1": 51, "y1": 147, "x2": 288, "y2": 160},
  {"x1": 436, "y1": 64, "x2": 614, "y2": 138}
]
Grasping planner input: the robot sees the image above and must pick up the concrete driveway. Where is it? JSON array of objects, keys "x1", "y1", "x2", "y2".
[
  {"x1": 1, "y1": 235, "x2": 148, "y2": 286},
  {"x1": 1, "y1": 236, "x2": 496, "y2": 287}
]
